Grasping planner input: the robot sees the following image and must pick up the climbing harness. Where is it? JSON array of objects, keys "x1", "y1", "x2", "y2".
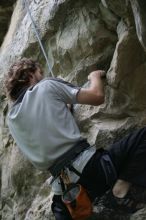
[
  {"x1": 49, "y1": 138, "x2": 90, "y2": 179},
  {"x1": 49, "y1": 138, "x2": 93, "y2": 219},
  {"x1": 23, "y1": 0, "x2": 55, "y2": 77}
]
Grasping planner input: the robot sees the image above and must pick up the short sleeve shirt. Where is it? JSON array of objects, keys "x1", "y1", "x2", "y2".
[{"x1": 8, "y1": 78, "x2": 82, "y2": 170}]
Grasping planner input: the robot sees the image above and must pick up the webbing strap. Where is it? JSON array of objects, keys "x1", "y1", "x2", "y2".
[
  {"x1": 100, "y1": 154, "x2": 117, "y2": 186},
  {"x1": 68, "y1": 165, "x2": 81, "y2": 177},
  {"x1": 49, "y1": 139, "x2": 90, "y2": 178}
]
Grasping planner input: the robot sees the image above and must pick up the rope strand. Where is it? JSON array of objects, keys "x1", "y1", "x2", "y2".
[{"x1": 23, "y1": 0, "x2": 55, "y2": 77}]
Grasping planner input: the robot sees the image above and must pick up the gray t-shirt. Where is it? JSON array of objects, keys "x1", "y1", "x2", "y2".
[{"x1": 8, "y1": 78, "x2": 83, "y2": 170}]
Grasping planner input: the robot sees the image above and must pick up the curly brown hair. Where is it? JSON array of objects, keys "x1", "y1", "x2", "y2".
[{"x1": 5, "y1": 58, "x2": 42, "y2": 101}]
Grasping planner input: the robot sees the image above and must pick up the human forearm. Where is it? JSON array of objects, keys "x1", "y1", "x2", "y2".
[{"x1": 77, "y1": 70, "x2": 105, "y2": 106}]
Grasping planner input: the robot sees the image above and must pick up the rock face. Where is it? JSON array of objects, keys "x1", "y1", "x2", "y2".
[
  {"x1": 0, "y1": 0, "x2": 146, "y2": 219},
  {"x1": 0, "y1": 0, "x2": 16, "y2": 45},
  {"x1": 130, "y1": 0, "x2": 146, "y2": 52}
]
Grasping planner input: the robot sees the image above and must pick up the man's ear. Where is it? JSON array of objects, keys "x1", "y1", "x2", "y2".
[
  {"x1": 28, "y1": 73, "x2": 35, "y2": 85},
  {"x1": 29, "y1": 73, "x2": 34, "y2": 79}
]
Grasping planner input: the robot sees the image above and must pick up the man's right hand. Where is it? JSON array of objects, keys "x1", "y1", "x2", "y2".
[
  {"x1": 77, "y1": 70, "x2": 105, "y2": 106},
  {"x1": 88, "y1": 70, "x2": 106, "y2": 81}
]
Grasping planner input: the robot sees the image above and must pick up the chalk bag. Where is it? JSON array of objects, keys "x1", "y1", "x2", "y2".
[{"x1": 62, "y1": 183, "x2": 92, "y2": 220}]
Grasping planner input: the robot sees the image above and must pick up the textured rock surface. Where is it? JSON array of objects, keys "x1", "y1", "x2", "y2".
[
  {"x1": 0, "y1": 0, "x2": 146, "y2": 219},
  {"x1": 0, "y1": 0, "x2": 16, "y2": 45},
  {"x1": 130, "y1": 0, "x2": 146, "y2": 52}
]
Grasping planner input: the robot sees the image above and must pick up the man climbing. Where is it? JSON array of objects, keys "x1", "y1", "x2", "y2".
[{"x1": 5, "y1": 58, "x2": 146, "y2": 219}]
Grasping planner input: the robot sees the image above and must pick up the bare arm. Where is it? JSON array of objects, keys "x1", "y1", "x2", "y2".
[{"x1": 77, "y1": 70, "x2": 105, "y2": 106}]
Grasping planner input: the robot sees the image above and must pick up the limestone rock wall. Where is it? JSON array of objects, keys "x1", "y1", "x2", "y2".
[
  {"x1": 0, "y1": 0, "x2": 146, "y2": 219},
  {"x1": 0, "y1": 0, "x2": 16, "y2": 45}
]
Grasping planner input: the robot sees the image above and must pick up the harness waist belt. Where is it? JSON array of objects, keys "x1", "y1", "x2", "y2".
[{"x1": 49, "y1": 139, "x2": 90, "y2": 177}]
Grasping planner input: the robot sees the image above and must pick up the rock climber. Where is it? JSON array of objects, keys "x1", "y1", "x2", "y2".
[{"x1": 4, "y1": 57, "x2": 146, "y2": 219}]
